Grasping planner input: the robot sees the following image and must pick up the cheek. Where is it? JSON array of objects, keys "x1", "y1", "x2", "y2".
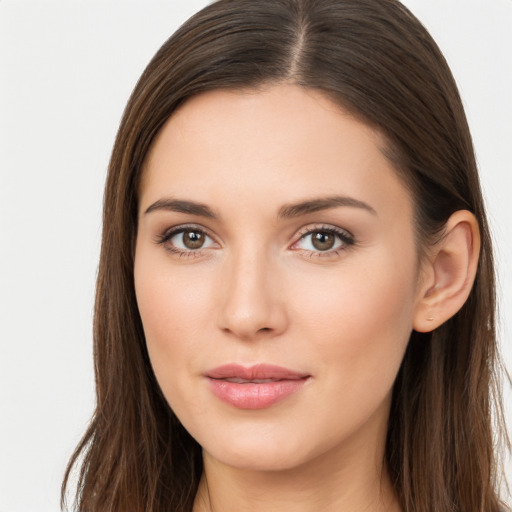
[
  {"x1": 291, "y1": 249, "x2": 417, "y2": 388},
  {"x1": 133, "y1": 247, "x2": 214, "y2": 393},
  {"x1": 136, "y1": 272, "x2": 208, "y2": 341}
]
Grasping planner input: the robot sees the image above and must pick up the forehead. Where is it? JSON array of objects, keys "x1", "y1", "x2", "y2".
[
  {"x1": 146, "y1": 84, "x2": 385, "y2": 168},
  {"x1": 140, "y1": 84, "x2": 412, "y2": 222}
]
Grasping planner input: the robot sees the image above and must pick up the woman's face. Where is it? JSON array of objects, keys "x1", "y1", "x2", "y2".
[{"x1": 135, "y1": 84, "x2": 424, "y2": 472}]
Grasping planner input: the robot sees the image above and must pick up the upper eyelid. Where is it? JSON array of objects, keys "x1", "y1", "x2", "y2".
[
  {"x1": 155, "y1": 225, "x2": 219, "y2": 259},
  {"x1": 155, "y1": 222, "x2": 354, "y2": 249},
  {"x1": 161, "y1": 223, "x2": 217, "y2": 239},
  {"x1": 154, "y1": 224, "x2": 220, "y2": 251},
  {"x1": 290, "y1": 224, "x2": 356, "y2": 255},
  {"x1": 294, "y1": 223, "x2": 354, "y2": 239}
]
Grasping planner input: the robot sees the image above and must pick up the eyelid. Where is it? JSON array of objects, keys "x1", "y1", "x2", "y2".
[
  {"x1": 154, "y1": 223, "x2": 220, "y2": 256},
  {"x1": 294, "y1": 223, "x2": 354, "y2": 241},
  {"x1": 154, "y1": 222, "x2": 355, "y2": 258},
  {"x1": 290, "y1": 223, "x2": 355, "y2": 254}
]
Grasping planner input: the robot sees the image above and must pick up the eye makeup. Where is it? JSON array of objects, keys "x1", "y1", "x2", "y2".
[
  {"x1": 292, "y1": 223, "x2": 354, "y2": 252},
  {"x1": 154, "y1": 222, "x2": 356, "y2": 260},
  {"x1": 154, "y1": 223, "x2": 219, "y2": 259}
]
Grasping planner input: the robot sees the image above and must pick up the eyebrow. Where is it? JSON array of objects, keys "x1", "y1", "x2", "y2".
[
  {"x1": 278, "y1": 195, "x2": 377, "y2": 218},
  {"x1": 143, "y1": 195, "x2": 376, "y2": 219},
  {"x1": 144, "y1": 198, "x2": 218, "y2": 218}
]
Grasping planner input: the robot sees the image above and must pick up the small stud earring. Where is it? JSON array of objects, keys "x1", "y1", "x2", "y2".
[{"x1": 427, "y1": 316, "x2": 434, "y2": 321}]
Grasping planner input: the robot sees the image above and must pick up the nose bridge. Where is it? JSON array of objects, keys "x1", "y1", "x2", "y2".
[{"x1": 217, "y1": 241, "x2": 287, "y2": 339}]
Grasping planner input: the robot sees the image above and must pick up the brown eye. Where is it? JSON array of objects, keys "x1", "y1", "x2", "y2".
[
  {"x1": 311, "y1": 231, "x2": 336, "y2": 251},
  {"x1": 182, "y1": 230, "x2": 205, "y2": 249},
  {"x1": 162, "y1": 227, "x2": 216, "y2": 252},
  {"x1": 293, "y1": 226, "x2": 353, "y2": 255}
]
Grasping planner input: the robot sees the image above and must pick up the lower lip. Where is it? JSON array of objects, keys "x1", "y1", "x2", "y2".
[{"x1": 207, "y1": 378, "x2": 309, "y2": 409}]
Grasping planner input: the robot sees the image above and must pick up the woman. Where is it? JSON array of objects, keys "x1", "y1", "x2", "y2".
[{"x1": 62, "y1": 0, "x2": 510, "y2": 510}]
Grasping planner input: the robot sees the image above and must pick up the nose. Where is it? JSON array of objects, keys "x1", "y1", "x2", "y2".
[{"x1": 217, "y1": 249, "x2": 289, "y2": 341}]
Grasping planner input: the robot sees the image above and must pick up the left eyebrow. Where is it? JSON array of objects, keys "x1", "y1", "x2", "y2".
[{"x1": 278, "y1": 195, "x2": 377, "y2": 218}]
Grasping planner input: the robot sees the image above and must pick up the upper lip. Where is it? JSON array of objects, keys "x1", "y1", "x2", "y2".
[{"x1": 205, "y1": 364, "x2": 310, "y2": 381}]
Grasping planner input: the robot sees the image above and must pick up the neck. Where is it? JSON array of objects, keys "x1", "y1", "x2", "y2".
[{"x1": 192, "y1": 430, "x2": 401, "y2": 512}]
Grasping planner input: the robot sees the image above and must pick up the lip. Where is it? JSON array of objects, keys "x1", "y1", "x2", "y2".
[{"x1": 205, "y1": 364, "x2": 310, "y2": 409}]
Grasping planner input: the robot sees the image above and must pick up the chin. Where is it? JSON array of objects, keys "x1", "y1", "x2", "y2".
[
  {"x1": 205, "y1": 443, "x2": 310, "y2": 472},
  {"x1": 193, "y1": 419, "x2": 326, "y2": 473}
]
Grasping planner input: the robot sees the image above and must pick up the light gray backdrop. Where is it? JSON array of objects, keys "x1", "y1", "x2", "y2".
[{"x1": 0, "y1": 2, "x2": 510, "y2": 511}]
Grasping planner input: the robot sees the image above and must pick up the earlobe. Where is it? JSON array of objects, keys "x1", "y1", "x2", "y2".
[{"x1": 413, "y1": 210, "x2": 481, "y2": 333}]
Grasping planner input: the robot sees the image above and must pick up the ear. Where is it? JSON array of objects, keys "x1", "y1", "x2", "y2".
[{"x1": 413, "y1": 210, "x2": 481, "y2": 333}]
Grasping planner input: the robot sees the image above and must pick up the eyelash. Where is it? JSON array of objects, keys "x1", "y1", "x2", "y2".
[
  {"x1": 155, "y1": 224, "x2": 217, "y2": 259},
  {"x1": 154, "y1": 223, "x2": 355, "y2": 259},
  {"x1": 292, "y1": 224, "x2": 355, "y2": 258}
]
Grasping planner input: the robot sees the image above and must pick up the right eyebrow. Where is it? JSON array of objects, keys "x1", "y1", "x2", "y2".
[{"x1": 143, "y1": 198, "x2": 218, "y2": 219}]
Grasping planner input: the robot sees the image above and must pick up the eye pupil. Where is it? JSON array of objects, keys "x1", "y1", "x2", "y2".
[
  {"x1": 312, "y1": 231, "x2": 335, "y2": 251},
  {"x1": 183, "y1": 230, "x2": 204, "y2": 249}
]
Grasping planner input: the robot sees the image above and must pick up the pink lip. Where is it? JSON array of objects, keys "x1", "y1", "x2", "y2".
[{"x1": 205, "y1": 364, "x2": 310, "y2": 409}]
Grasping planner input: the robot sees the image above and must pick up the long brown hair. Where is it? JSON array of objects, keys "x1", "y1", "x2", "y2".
[{"x1": 62, "y1": 0, "x2": 510, "y2": 510}]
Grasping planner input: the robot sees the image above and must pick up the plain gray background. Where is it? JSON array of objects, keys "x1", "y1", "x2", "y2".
[{"x1": 1, "y1": 1, "x2": 510, "y2": 511}]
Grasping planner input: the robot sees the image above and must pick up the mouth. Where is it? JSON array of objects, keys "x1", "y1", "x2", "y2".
[{"x1": 205, "y1": 364, "x2": 311, "y2": 409}]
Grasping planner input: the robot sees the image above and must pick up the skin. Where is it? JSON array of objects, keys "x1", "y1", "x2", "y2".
[{"x1": 134, "y1": 84, "x2": 480, "y2": 512}]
